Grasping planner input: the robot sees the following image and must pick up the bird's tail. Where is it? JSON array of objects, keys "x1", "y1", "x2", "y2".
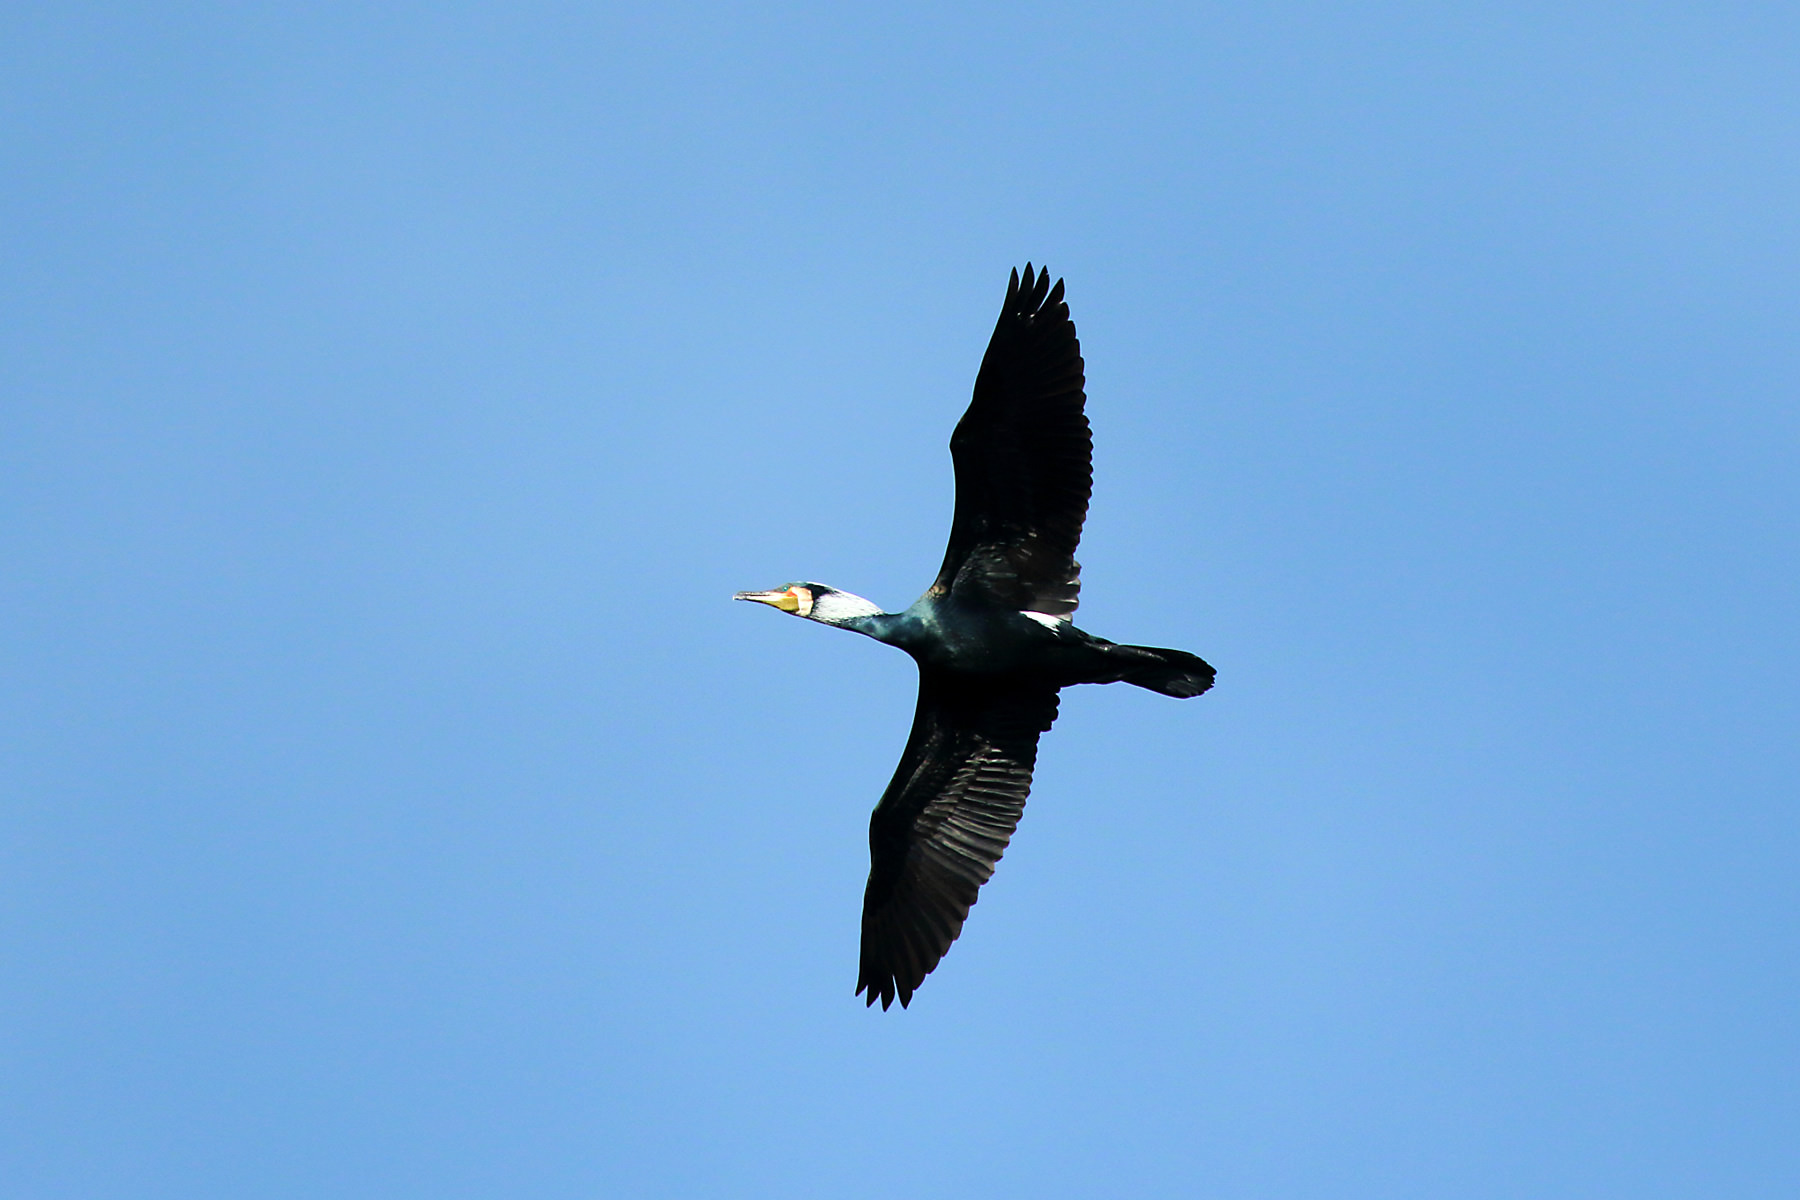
[{"x1": 1111, "y1": 644, "x2": 1216, "y2": 698}]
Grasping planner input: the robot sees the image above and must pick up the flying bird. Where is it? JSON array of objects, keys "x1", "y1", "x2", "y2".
[{"x1": 736, "y1": 265, "x2": 1214, "y2": 1009}]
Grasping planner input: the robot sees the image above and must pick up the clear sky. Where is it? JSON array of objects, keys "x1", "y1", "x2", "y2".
[{"x1": 4, "y1": 4, "x2": 1797, "y2": 1197}]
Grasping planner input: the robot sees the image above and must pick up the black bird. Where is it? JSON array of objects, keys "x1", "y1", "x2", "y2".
[{"x1": 736, "y1": 266, "x2": 1214, "y2": 1009}]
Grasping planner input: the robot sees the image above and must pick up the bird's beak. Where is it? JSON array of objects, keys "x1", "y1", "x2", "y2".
[{"x1": 734, "y1": 588, "x2": 801, "y2": 613}]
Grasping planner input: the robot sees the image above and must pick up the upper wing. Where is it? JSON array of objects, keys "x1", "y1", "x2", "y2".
[
  {"x1": 930, "y1": 265, "x2": 1092, "y2": 618},
  {"x1": 857, "y1": 672, "x2": 1061, "y2": 1009}
]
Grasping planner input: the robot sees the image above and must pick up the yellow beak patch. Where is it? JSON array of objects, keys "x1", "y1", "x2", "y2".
[{"x1": 733, "y1": 586, "x2": 813, "y2": 616}]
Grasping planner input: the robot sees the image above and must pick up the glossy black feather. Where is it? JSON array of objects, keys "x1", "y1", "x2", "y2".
[
  {"x1": 933, "y1": 264, "x2": 1092, "y2": 617},
  {"x1": 858, "y1": 675, "x2": 1060, "y2": 1009}
]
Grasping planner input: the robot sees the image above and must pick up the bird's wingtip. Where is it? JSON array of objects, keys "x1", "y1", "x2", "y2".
[{"x1": 857, "y1": 974, "x2": 906, "y2": 1010}]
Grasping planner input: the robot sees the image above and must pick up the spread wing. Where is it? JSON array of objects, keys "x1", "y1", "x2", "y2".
[
  {"x1": 931, "y1": 264, "x2": 1092, "y2": 618},
  {"x1": 857, "y1": 672, "x2": 1061, "y2": 1009}
]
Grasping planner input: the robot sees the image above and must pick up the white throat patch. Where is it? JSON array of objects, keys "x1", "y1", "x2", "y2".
[{"x1": 811, "y1": 590, "x2": 884, "y2": 624}]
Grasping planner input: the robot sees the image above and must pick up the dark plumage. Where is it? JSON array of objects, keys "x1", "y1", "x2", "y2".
[{"x1": 736, "y1": 266, "x2": 1213, "y2": 1009}]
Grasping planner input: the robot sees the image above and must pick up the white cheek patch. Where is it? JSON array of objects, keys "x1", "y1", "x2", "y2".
[
  {"x1": 809, "y1": 590, "x2": 884, "y2": 623},
  {"x1": 1022, "y1": 611, "x2": 1067, "y2": 629},
  {"x1": 792, "y1": 588, "x2": 814, "y2": 617}
]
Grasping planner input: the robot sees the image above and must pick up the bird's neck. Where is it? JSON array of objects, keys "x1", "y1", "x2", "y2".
[
  {"x1": 838, "y1": 611, "x2": 906, "y2": 643},
  {"x1": 809, "y1": 590, "x2": 905, "y2": 645}
]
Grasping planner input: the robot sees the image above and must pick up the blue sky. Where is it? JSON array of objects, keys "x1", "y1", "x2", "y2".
[{"x1": 4, "y1": 3, "x2": 1797, "y2": 1196}]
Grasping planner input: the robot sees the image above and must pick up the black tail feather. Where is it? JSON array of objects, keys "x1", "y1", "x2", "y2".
[{"x1": 1116, "y1": 644, "x2": 1215, "y2": 698}]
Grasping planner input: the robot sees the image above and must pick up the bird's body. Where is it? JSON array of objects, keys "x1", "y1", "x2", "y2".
[
  {"x1": 737, "y1": 266, "x2": 1213, "y2": 1009},
  {"x1": 831, "y1": 597, "x2": 1208, "y2": 692}
]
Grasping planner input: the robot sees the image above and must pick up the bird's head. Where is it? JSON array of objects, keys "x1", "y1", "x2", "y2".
[
  {"x1": 733, "y1": 582, "x2": 818, "y2": 617},
  {"x1": 733, "y1": 582, "x2": 884, "y2": 626}
]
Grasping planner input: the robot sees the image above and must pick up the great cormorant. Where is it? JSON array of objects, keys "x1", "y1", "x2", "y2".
[{"x1": 736, "y1": 265, "x2": 1214, "y2": 1009}]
